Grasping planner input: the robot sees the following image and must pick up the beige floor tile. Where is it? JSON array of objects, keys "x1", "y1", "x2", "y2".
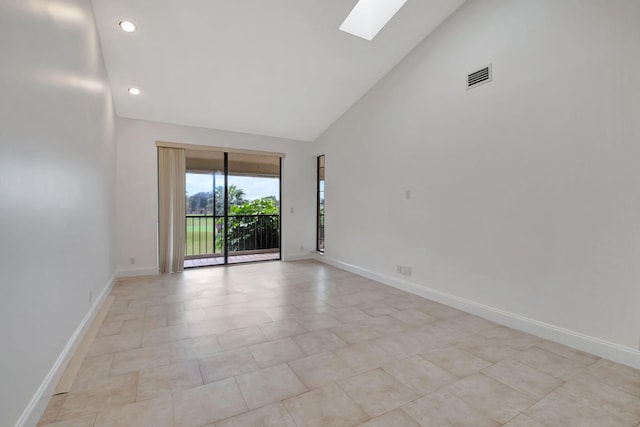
[
  {"x1": 188, "y1": 318, "x2": 237, "y2": 338},
  {"x1": 37, "y1": 394, "x2": 67, "y2": 426},
  {"x1": 137, "y1": 360, "x2": 203, "y2": 401},
  {"x1": 172, "y1": 378, "x2": 247, "y2": 427},
  {"x1": 258, "y1": 319, "x2": 306, "y2": 340},
  {"x1": 127, "y1": 298, "x2": 167, "y2": 313},
  {"x1": 144, "y1": 302, "x2": 184, "y2": 317},
  {"x1": 231, "y1": 310, "x2": 274, "y2": 329},
  {"x1": 292, "y1": 299, "x2": 331, "y2": 314},
  {"x1": 383, "y1": 355, "x2": 457, "y2": 395},
  {"x1": 482, "y1": 358, "x2": 563, "y2": 399},
  {"x1": 97, "y1": 321, "x2": 124, "y2": 337},
  {"x1": 263, "y1": 305, "x2": 304, "y2": 321},
  {"x1": 339, "y1": 368, "x2": 417, "y2": 417},
  {"x1": 421, "y1": 303, "x2": 464, "y2": 319},
  {"x1": 555, "y1": 372, "x2": 640, "y2": 425},
  {"x1": 109, "y1": 344, "x2": 171, "y2": 376},
  {"x1": 94, "y1": 395, "x2": 173, "y2": 427},
  {"x1": 433, "y1": 314, "x2": 497, "y2": 335},
  {"x1": 383, "y1": 295, "x2": 429, "y2": 311},
  {"x1": 587, "y1": 358, "x2": 640, "y2": 397},
  {"x1": 456, "y1": 336, "x2": 520, "y2": 363},
  {"x1": 248, "y1": 337, "x2": 305, "y2": 368},
  {"x1": 331, "y1": 323, "x2": 381, "y2": 344},
  {"x1": 423, "y1": 346, "x2": 491, "y2": 377},
  {"x1": 446, "y1": 373, "x2": 535, "y2": 424},
  {"x1": 57, "y1": 373, "x2": 138, "y2": 421},
  {"x1": 502, "y1": 414, "x2": 545, "y2": 427},
  {"x1": 183, "y1": 294, "x2": 249, "y2": 310},
  {"x1": 292, "y1": 329, "x2": 348, "y2": 355},
  {"x1": 169, "y1": 335, "x2": 222, "y2": 361},
  {"x1": 404, "y1": 324, "x2": 456, "y2": 351},
  {"x1": 141, "y1": 325, "x2": 190, "y2": 347},
  {"x1": 335, "y1": 341, "x2": 391, "y2": 373},
  {"x1": 512, "y1": 346, "x2": 585, "y2": 381},
  {"x1": 402, "y1": 389, "x2": 499, "y2": 427},
  {"x1": 356, "y1": 302, "x2": 398, "y2": 317},
  {"x1": 363, "y1": 315, "x2": 410, "y2": 335},
  {"x1": 327, "y1": 307, "x2": 373, "y2": 323},
  {"x1": 389, "y1": 309, "x2": 436, "y2": 326},
  {"x1": 477, "y1": 326, "x2": 541, "y2": 350},
  {"x1": 283, "y1": 383, "x2": 368, "y2": 427},
  {"x1": 216, "y1": 326, "x2": 267, "y2": 350},
  {"x1": 357, "y1": 409, "x2": 419, "y2": 427},
  {"x1": 372, "y1": 332, "x2": 424, "y2": 360},
  {"x1": 40, "y1": 414, "x2": 97, "y2": 427},
  {"x1": 120, "y1": 315, "x2": 167, "y2": 334},
  {"x1": 525, "y1": 389, "x2": 627, "y2": 427},
  {"x1": 215, "y1": 403, "x2": 297, "y2": 427},
  {"x1": 72, "y1": 354, "x2": 113, "y2": 389},
  {"x1": 198, "y1": 348, "x2": 260, "y2": 383},
  {"x1": 236, "y1": 363, "x2": 307, "y2": 409},
  {"x1": 106, "y1": 298, "x2": 132, "y2": 312},
  {"x1": 86, "y1": 332, "x2": 143, "y2": 358},
  {"x1": 331, "y1": 291, "x2": 387, "y2": 308},
  {"x1": 103, "y1": 311, "x2": 146, "y2": 324},
  {"x1": 166, "y1": 308, "x2": 208, "y2": 326},
  {"x1": 289, "y1": 351, "x2": 356, "y2": 389},
  {"x1": 295, "y1": 313, "x2": 342, "y2": 331},
  {"x1": 536, "y1": 340, "x2": 600, "y2": 365}
]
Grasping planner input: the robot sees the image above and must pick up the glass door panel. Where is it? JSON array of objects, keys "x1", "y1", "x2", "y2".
[
  {"x1": 226, "y1": 152, "x2": 281, "y2": 264},
  {"x1": 185, "y1": 150, "x2": 225, "y2": 266}
]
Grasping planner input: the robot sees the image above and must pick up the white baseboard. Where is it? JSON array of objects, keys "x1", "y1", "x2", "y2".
[
  {"x1": 318, "y1": 255, "x2": 640, "y2": 370},
  {"x1": 15, "y1": 271, "x2": 117, "y2": 427},
  {"x1": 283, "y1": 253, "x2": 313, "y2": 261},
  {"x1": 117, "y1": 266, "x2": 160, "y2": 278}
]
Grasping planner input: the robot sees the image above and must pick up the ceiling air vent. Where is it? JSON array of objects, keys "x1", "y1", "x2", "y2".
[{"x1": 467, "y1": 64, "x2": 492, "y2": 89}]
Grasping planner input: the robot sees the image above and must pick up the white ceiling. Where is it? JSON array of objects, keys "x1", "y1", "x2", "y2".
[{"x1": 91, "y1": 0, "x2": 465, "y2": 142}]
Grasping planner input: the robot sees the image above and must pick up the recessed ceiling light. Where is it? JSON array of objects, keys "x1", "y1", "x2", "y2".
[
  {"x1": 118, "y1": 20, "x2": 136, "y2": 32},
  {"x1": 128, "y1": 87, "x2": 141, "y2": 95},
  {"x1": 339, "y1": 0, "x2": 407, "y2": 41}
]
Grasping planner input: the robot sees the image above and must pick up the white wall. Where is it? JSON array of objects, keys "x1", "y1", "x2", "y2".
[
  {"x1": 0, "y1": 1, "x2": 118, "y2": 426},
  {"x1": 316, "y1": 0, "x2": 640, "y2": 358},
  {"x1": 116, "y1": 118, "x2": 315, "y2": 275}
]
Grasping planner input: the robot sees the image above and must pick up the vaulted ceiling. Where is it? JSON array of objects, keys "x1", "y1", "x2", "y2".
[{"x1": 92, "y1": 0, "x2": 465, "y2": 141}]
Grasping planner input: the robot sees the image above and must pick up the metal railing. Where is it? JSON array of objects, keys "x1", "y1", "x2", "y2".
[{"x1": 185, "y1": 214, "x2": 279, "y2": 257}]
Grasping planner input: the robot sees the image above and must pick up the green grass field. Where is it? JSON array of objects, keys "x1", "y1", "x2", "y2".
[{"x1": 185, "y1": 216, "x2": 222, "y2": 256}]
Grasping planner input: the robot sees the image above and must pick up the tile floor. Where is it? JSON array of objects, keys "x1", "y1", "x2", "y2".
[{"x1": 38, "y1": 260, "x2": 640, "y2": 427}]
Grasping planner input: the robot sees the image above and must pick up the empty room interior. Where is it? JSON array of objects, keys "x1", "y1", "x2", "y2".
[{"x1": 2, "y1": 0, "x2": 640, "y2": 426}]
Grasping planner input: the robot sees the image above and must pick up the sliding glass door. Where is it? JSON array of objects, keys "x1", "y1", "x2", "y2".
[
  {"x1": 226, "y1": 152, "x2": 281, "y2": 264},
  {"x1": 184, "y1": 150, "x2": 281, "y2": 268}
]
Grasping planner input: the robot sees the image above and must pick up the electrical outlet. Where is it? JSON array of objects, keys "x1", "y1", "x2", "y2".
[
  {"x1": 405, "y1": 190, "x2": 411, "y2": 200},
  {"x1": 290, "y1": 207, "x2": 294, "y2": 214},
  {"x1": 300, "y1": 245, "x2": 304, "y2": 252},
  {"x1": 130, "y1": 257, "x2": 135, "y2": 265},
  {"x1": 396, "y1": 265, "x2": 412, "y2": 277}
]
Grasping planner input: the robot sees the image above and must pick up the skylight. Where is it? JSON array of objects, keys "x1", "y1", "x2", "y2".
[{"x1": 339, "y1": 0, "x2": 408, "y2": 41}]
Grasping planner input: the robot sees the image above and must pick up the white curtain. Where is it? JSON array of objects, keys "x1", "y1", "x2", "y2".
[{"x1": 158, "y1": 147, "x2": 186, "y2": 273}]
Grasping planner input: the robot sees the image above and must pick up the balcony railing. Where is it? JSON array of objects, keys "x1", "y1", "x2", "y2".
[{"x1": 185, "y1": 214, "x2": 280, "y2": 258}]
